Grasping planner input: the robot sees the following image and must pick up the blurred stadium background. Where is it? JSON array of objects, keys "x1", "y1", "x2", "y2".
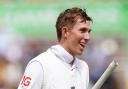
[{"x1": 0, "y1": 0, "x2": 128, "y2": 89}]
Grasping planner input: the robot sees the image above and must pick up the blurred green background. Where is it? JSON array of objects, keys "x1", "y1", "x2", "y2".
[{"x1": 0, "y1": 1, "x2": 128, "y2": 39}]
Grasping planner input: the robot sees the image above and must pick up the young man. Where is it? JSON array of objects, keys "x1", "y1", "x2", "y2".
[{"x1": 17, "y1": 7, "x2": 92, "y2": 89}]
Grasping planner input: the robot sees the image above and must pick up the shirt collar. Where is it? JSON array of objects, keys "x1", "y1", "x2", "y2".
[{"x1": 50, "y1": 44, "x2": 74, "y2": 64}]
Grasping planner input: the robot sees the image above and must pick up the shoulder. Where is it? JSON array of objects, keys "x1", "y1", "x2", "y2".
[
  {"x1": 28, "y1": 49, "x2": 52, "y2": 63},
  {"x1": 25, "y1": 60, "x2": 43, "y2": 74},
  {"x1": 27, "y1": 48, "x2": 56, "y2": 69}
]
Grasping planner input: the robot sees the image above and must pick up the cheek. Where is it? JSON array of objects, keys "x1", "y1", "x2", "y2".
[
  {"x1": 68, "y1": 32, "x2": 82, "y2": 43},
  {"x1": 67, "y1": 37, "x2": 77, "y2": 47},
  {"x1": 70, "y1": 37, "x2": 81, "y2": 46},
  {"x1": 70, "y1": 35, "x2": 79, "y2": 42},
  {"x1": 75, "y1": 33, "x2": 84, "y2": 41}
]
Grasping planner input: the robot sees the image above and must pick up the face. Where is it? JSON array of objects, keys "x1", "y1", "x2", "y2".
[{"x1": 61, "y1": 19, "x2": 91, "y2": 56}]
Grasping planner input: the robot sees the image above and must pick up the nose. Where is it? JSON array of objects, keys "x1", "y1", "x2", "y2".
[{"x1": 84, "y1": 32, "x2": 90, "y2": 40}]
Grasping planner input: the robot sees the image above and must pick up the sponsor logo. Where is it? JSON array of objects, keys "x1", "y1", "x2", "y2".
[{"x1": 21, "y1": 76, "x2": 32, "y2": 87}]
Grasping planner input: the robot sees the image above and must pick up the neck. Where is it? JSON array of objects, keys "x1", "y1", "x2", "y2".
[{"x1": 59, "y1": 43, "x2": 75, "y2": 65}]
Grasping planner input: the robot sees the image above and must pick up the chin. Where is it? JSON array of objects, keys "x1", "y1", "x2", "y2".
[
  {"x1": 72, "y1": 49, "x2": 83, "y2": 55},
  {"x1": 76, "y1": 51, "x2": 83, "y2": 55}
]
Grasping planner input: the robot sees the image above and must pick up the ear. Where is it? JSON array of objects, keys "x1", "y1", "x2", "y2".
[{"x1": 61, "y1": 26, "x2": 69, "y2": 38}]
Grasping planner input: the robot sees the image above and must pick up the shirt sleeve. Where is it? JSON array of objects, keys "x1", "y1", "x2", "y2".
[{"x1": 17, "y1": 61, "x2": 43, "y2": 89}]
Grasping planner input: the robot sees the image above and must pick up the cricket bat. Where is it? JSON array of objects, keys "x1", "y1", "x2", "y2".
[{"x1": 91, "y1": 60, "x2": 118, "y2": 89}]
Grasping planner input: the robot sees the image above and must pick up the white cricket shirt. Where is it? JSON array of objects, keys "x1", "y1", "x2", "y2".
[{"x1": 17, "y1": 45, "x2": 89, "y2": 89}]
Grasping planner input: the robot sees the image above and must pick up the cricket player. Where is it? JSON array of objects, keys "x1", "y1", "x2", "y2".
[{"x1": 17, "y1": 7, "x2": 92, "y2": 89}]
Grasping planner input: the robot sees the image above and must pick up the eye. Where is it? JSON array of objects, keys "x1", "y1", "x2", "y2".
[
  {"x1": 79, "y1": 28, "x2": 91, "y2": 33},
  {"x1": 80, "y1": 28, "x2": 86, "y2": 33}
]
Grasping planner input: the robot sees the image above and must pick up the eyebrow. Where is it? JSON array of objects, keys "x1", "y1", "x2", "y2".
[{"x1": 80, "y1": 28, "x2": 92, "y2": 32}]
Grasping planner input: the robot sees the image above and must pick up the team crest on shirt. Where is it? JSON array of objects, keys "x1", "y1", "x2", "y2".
[{"x1": 20, "y1": 75, "x2": 32, "y2": 88}]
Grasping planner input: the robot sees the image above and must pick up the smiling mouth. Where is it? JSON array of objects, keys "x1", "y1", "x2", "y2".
[{"x1": 80, "y1": 43, "x2": 86, "y2": 48}]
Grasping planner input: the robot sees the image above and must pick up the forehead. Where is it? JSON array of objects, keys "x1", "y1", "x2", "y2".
[{"x1": 73, "y1": 19, "x2": 91, "y2": 29}]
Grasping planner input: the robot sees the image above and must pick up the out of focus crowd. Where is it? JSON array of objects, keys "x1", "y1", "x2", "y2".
[{"x1": 0, "y1": 25, "x2": 128, "y2": 89}]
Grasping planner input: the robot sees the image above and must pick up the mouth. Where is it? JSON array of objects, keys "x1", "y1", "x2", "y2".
[{"x1": 80, "y1": 42, "x2": 86, "y2": 48}]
